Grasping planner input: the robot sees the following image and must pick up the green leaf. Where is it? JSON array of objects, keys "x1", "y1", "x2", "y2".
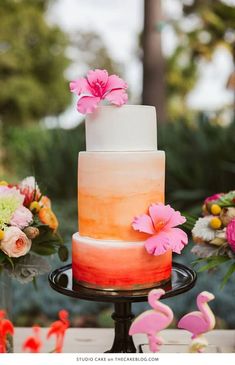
[
  {"x1": 221, "y1": 262, "x2": 235, "y2": 288},
  {"x1": 5, "y1": 256, "x2": 14, "y2": 269},
  {"x1": 216, "y1": 191, "x2": 235, "y2": 207},
  {"x1": 0, "y1": 250, "x2": 7, "y2": 263},
  {"x1": 197, "y1": 256, "x2": 230, "y2": 272},
  {"x1": 181, "y1": 214, "x2": 197, "y2": 231},
  {"x1": 31, "y1": 244, "x2": 57, "y2": 256},
  {"x1": 32, "y1": 226, "x2": 62, "y2": 247},
  {"x1": 58, "y1": 245, "x2": 69, "y2": 262}
]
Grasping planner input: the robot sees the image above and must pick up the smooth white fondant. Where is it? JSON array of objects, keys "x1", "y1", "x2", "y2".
[
  {"x1": 73, "y1": 232, "x2": 145, "y2": 248},
  {"x1": 85, "y1": 105, "x2": 157, "y2": 151}
]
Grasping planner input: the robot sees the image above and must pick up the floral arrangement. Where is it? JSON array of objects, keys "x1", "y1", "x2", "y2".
[
  {"x1": 0, "y1": 309, "x2": 69, "y2": 353},
  {"x1": 70, "y1": 69, "x2": 128, "y2": 114},
  {"x1": 132, "y1": 203, "x2": 188, "y2": 255},
  {"x1": 191, "y1": 190, "x2": 235, "y2": 287},
  {"x1": 0, "y1": 177, "x2": 68, "y2": 283}
]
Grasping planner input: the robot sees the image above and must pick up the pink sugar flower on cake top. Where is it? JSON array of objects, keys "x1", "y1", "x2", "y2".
[
  {"x1": 132, "y1": 203, "x2": 188, "y2": 256},
  {"x1": 70, "y1": 69, "x2": 128, "y2": 114}
]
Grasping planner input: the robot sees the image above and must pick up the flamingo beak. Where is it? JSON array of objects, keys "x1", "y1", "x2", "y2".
[{"x1": 204, "y1": 292, "x2": 215, "y2": 301}]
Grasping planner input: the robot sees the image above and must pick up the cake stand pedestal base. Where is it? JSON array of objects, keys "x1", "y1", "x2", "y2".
[
  {"x1": 106, "y1": 302, "x2": 136, "y2": 353},
  {"x1": 49, "y1": 262, "x2": 197, "y2": 353}
]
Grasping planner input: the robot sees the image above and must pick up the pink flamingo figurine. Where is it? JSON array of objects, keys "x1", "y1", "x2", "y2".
[
  {"x1": 129, "y1": 289, "x2": 173, "y2": 352},
  {"x1": 47, "y1": 309, "x2": 69, "y2": 353},
  {"x1": 0, "y1": 310, "x2": 14, "y2": 353},
  {"x1": 22, "y1": 325, "x2": 42, "y2": 353},
  {"x1": 178, "y1": 291, "x2": 215, "y2": 339}
]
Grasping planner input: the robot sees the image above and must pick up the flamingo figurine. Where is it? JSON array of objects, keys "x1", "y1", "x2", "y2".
[
  {"x1": 22, "y1": 325, "x2": 42, "y2": 353},
  {"x1": 178, "y1": 291, "x2": 215, "y2": 338},
  {"x1": 178, "y1": 291, "x2": 216, "y2": 352},
  {"x1": 0, "y1": 310, "x2": 14, "y2": 353},
  {"x1": 47, "y1": 309, "x2": 69, "y2": 353},
  {"x1": 129, "y1": 289, "x2": 173, "y2": 352}
]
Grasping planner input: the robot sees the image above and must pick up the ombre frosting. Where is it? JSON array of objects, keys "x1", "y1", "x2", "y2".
[
  {"x1": 78, "y1": 151, "x2": 165, "y2": 241},
  {"x1": 72, "y1": 233, "x2": 172, "y2": 290}
]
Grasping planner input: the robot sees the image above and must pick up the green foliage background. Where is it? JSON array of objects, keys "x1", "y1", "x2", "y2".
[{"x1": 0, "y1": 0, "x2": 71, "y2": 125}]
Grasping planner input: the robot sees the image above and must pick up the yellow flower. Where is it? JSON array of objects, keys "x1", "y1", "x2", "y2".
[
  {"x1": 0, "y1": 181, "x2": 8, "y2": 186},
  {"x1": 29, "y1": 201, "x2": 41, "y2": 213},
  {"x1": 210, "y1": 204, "x2": 221, "y2": 215},
  {"x1": 210, "y1": 217, "x2": 222, "y2": 230},
  {"x1": 0, "y1": 229, "x2": 4, "y2": 240},
  {"x1": 38, "y1": 207, "x2": 58, "y2": 231}
]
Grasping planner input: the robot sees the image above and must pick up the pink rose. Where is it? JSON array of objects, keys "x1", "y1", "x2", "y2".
[
  {"x1": 226, "y1": 219, "x2": 235, "y2": 252},
  {"x1": 0, "y1": 227, "x2": 32, "y2": 258},
  {"x1": 10, "y1": 206, "x2": 33, "y2": 229}
]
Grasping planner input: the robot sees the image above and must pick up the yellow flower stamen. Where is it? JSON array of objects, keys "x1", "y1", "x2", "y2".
[
  {"x1": 210, "y1": 217, "x2": 222, "y2": 230},
  {"x1": 211, "y1": 204, "x2": 221, "y2": 215}
]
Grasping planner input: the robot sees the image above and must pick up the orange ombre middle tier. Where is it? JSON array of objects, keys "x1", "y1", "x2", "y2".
[{"x1": 78, "y1": 151, "x2": 165, "y2": 241}]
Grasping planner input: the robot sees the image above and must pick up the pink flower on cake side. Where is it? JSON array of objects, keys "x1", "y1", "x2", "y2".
[
  {"x1": 132, "y1": 203, "x2": 188, "y2": 256},
  {"x1": 226, "y1": 218, "x2": 235, "y2": 252},
  {"x1": 10, "y1": 205, "x2": 33, "y2": 229},
  {"x1": 70, "y1": 69, "x2": 128, "y2": 114}
]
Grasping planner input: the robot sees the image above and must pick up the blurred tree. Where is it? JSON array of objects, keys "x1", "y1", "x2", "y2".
[
  {"x1": 166, "y1": 0, "x2": 235, "y2": 121},
  {"x1": 0, "y1": 0, "x2": 71, "y2": 126},
  {"x1": 182, "y1": 0, "x2": 235, "y2": 62},
  {"x1": 142, "y1": 0, "x2": 166, "y2": 123},
  {"x1": 70, "y1": 31, "x2": 122, "y2": 76}
]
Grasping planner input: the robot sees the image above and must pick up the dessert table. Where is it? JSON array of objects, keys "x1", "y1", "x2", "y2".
[{"x1": 14, "y1": 328, "x2": 235, "y2": 353}]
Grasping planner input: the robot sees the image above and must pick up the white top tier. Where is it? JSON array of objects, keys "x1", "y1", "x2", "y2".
[{"x1": 85, "y1": 105, "x2": 157, "y2": 151}]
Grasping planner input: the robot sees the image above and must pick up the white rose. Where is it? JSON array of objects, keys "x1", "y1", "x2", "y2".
[{"x1": 0, "y1": 227, "x2": 32, "y2": 258}]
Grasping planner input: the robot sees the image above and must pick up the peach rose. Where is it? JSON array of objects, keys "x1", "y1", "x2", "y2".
[
  {"x1": 0, "y1": 227, "x2": 32, "y2": 258},
  {"x1": 38, "y1": 207, "x2": 58, "y2": 231}
]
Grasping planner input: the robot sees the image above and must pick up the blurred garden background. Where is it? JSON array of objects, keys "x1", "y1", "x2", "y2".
[{"x1": 0, "y1": 0, "x2": 235, "y2": 329}]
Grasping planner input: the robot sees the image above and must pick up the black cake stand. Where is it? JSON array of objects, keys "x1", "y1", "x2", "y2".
[{"x1": 48, "y1": 262, "x2": 197, "y2": 353}]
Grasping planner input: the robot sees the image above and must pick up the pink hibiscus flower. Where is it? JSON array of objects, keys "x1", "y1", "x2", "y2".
[
  {"x1": 132, "y1": 203, "x2": 188, "y2": 256},
  {"x1": 70, "y1": 69, "x2": 128, "y2": 114}
]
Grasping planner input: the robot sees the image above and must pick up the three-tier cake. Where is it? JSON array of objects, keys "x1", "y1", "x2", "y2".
[{"x1": 72, "y1": 105, "x2": 172, "y2": 290}]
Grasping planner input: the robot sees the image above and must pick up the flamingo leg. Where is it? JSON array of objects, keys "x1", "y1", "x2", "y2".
[
  {"x1": 55, "y1": 333, "x2": 65, "y2": 353},
  {"x1": 189, "y1": 334, "x2": 208, "y2": 353},
  {"x1": 56, "y1": 334, "x2": 63, "y2": 353},
  {"x1": 147, "y1": 333, "x2": 164, "y2": 353},
  {"x1": 0, "y1": 339, "x2": 6, "y2": 353}
]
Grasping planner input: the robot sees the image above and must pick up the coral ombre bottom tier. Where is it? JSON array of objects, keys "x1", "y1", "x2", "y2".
[{"x1": 72, "y1": 233, "x2": 172, "y2": 290}]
